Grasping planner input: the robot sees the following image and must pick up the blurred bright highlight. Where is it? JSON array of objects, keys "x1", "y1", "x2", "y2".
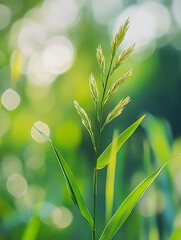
[
  {"x1": 0, "y1": 4, "x2": 12, "y2": 30},
  {"x1": 31, "y1": 121, "x2": 50, "y2": 143},
  {"x1": 7, "y1": 173, "x2": 28, "y2": 198},
  {"x1": 1, "y1": 88, "x2": 21, "y2": 111}
]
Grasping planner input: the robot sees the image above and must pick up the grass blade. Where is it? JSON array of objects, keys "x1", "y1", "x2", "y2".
[
  {"x1": 105, "y1": 130, "x2": 118, "y2": 223},
  {"x1": 169, "y1": 226, "x2": 181, "y2": 240},
  {"x1": 34, "y1": 127, "x2": 93, "y2": 229},
  {"x1": 21, "y1": 217, "x2": 40, "y2": 240},
  {"x1": 142, "y1": 114, "x2": 171, "y2": 164},
  {"x1": 99, "y1": 164, "x2": 166, "y2": 240},
  {"x1": 97, "y1": 115, "x2": 145, "y2": 169},
  {"x1": 52, "y1": 146, "x2": 93, "y2": 228}
]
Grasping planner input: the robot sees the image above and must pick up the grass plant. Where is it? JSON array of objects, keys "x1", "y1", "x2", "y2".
[{"x1": 34, "y1": 19, "x2": 166, "y2": 240}]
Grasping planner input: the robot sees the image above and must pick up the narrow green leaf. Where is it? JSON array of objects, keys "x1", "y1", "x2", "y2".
[
  {"x1": 105, "y1": 130, "x2": 118, "y2": 223},
  {"x1": 169, "y1": 226, "x2": 181, "y2": 240},
  {"x1": 52, "y1": 146, "x2": 93, "y2": 228},
  {"x1": 142, "y1": 114, "x2": 171, "y2": 164},
  {"x1": 34, "y1": 127, "x2": 93, "y2": 229},
  {"x1": 97, "y1": 115, "x2": 145, "y2": 169},
  {"x1": 99, "y1": 163, "x2": 166, "y2": 240},
  {"x1": 21, "y1": 217, "x2": 40, "y2": 240}
]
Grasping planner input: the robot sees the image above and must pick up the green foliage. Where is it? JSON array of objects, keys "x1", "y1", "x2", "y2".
[
  {"x1": 34, "y1": 125, "x2": 93, "y2": 228},
  {"x1": 97, "y1": 115, "x2": 145, "y2": 169},
  {"x1": 169, "y1": 226, "x2": 181, "y2": 240},
  {"x1": 35, "y1": 19, "x2": 165, "y2": 240},
  {"x1": 105, "y1": 130, "x2": 118, "y2": 223},
  {"x1": 99, "y1": 164, "x2": 166, "y2": 240}
]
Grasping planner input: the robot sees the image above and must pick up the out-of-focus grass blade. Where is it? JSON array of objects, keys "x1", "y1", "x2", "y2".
[
  {"x1": 11, "y1": 50, "x2": 22, "y2": 82},
  {"x1": 105, "y1": 130, "x2": 118, "y2": 223},
  {"x1": 169, "y1": 226, "x2": 181, "y2": 240},
  {"x1": 21, "y1": 190, "x2": 44, "y2": 240},
  {"x1": 142, "y1": 114, "x2": 171, "y2": 164},
  {"x1": 99, "y1": 163, "x2": 166, "y2": 240},
  {"x1": 21, "y1": 217, "x2": 40, "y2": 240},
  {"x1": 97, "y1": 115, "x2": 145, "y2": 169},
  {"x1": 33, "y1": 126, "x2": 93, "y2": 229}
]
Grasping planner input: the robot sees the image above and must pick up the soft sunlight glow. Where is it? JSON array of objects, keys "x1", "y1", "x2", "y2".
[
  {"x1": 172, "y1": 0, "x2": 181, "y2": 29},
  {"x1": 31, "y1": 121, "x2": 50, "y2": 143},
  {"x1": 52, "y1": 207, "x2": 73, "y2": 228},
  {"x1": 113, "y1": 2, "x2": 171, "y2": 52},
  {"x1": 1, "y1": 155, "x2": 22, "y2": 177},
  {"x1": 43, "y1": 36, "x2": 74, "y2": 75},
  {"x1": 23, "y1": 185, "x2": 46, "y2": 207},
  {"x1": 10, "y1": 0, "x2": 79, "y2": 86},
  {"x1": 7, "y1": 173, "x2": 28, "y2": 198},
  {"x1": 17, "y1": 19, "x2": 46, "y2": 57},
  {"x1": 39, "y1": 202, "x2": 57, "y2": 225},
  {"x1": 39, "y1": 202, "x2": 73, "y2": 228},
  {"x1": 26, "y1": 153, "x2": 45, "y2": 171},
  {"x1": 92, "y1": 0, "x2": 123, "y2": 25},
  {"x1": 24, "y1": 145, "x2": 46, "y2": 171},
  {"x1": 139, "y1": 191, "x2": 156, "y2": 217},
  {"x1": 27, "y1": 52, "x2": 56, "y2": 86},
  {"x1": 41, "y1": 0, "x2": 79, "y2": 32},
  {"x1": 0, "y1": 4, "x2": 12, "y2": 30},
  {"x1": 1, "y1": 88, "x2": 21, "y2": 111}
]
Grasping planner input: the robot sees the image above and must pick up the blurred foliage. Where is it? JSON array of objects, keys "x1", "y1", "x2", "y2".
[{"x1": 0, "y1": 0, "x2": 181, "y2": 239}]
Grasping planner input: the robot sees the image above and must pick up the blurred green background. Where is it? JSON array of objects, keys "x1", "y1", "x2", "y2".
[{"x1": 0, "y1": 0, "x2": 181, "y2": 239}]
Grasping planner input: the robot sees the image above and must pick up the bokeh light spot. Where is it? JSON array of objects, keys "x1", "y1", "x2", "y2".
[
  {"x1": 17, "y1": 19, "x2": 46, "y2": 57},
  {"x1": 172, "y1": 0, "x2": 181, "y2": 29},
  {"x1": 39, "y1": 202, "x2": 73, "y2": 228},
  {"x1": 31, "y1": 121, "x2": 50, "y2": 143},
  {"x1": 27, "y1": 52, "x2": 56, "y2": 86},
  {"x1": 39, "y1": 202, "x2": 56, "y2": 225},
  {"x1": 23, "y1": 185, "x2": 46, "y2": 207},
  {"x1": 43, "y1": 36, "x2": 74, "y2": 75},
  {"x1": 52, "y1": 207, "x2": 73, "y2": 228},
  {"x1": 0, "y1": 4, "x2": 12, "y2": 30},
  {"x1": 113, "y1": 2, "x2": 171, "y2": 53},
  {"x1": 42, "y1": 0, "x2": 79, "y2": 32},
  {"x1": 26, "y1": 152, "x2": 45, "y2": 171},
  {"x1": 1, "y1": 155, "x2": 22, "y2": 177},
  {"x1": 7, "y1": 173, "x2": 28, "y2": 198},
  {"x1": 1, "y1": 88, "x2": 21, "y2": 111}
]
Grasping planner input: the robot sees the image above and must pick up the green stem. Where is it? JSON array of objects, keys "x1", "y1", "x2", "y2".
[{"x1": 92, "y1": 53, "x2": 115, "y2": 240}]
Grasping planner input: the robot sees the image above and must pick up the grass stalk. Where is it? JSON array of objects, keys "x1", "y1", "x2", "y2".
[{"x1": 92, "y1": 52, "x2": 115, "y2": 240}]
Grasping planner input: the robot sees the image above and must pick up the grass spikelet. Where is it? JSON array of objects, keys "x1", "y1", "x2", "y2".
[
  {"x1": 96, "y1": 45, "x2": 105, "y2": 76},
  {"x1": 111, "y1": 18, "x2": 130, "y2": 55},
  {"x1": 111, "y1": 44, "x2": 135, "y2": 75},
  {"x1": 89, "y1": 73, "x2": 99, "y2": 106},
  {"x1": 104, "y1": 70, "x2": 132, "y2": 105},
  {"x1": 104, "y1": 96, "x2": 131, "y2": 126},
  {"x1": 74, "y1": 100, "x2": 96, "y2": 151}
]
